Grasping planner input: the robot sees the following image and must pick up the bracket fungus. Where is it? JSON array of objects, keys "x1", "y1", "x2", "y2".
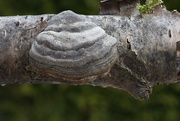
[{"x1": 29, "y1": 11, "x2": 118, "y2": 81}]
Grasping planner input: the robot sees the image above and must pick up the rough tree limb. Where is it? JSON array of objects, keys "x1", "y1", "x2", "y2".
[{"x1": 0, "y1": 6, "x2": 180, "y2": 99}]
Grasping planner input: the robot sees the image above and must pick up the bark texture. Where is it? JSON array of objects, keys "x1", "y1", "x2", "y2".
[{"x1": 0, "y1": 8, "x2": 180, "y2": 99}]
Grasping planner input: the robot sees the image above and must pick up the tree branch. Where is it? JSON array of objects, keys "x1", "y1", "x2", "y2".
[{"x1": 0, "y1": 7, "x2": 180, "y2": 99}]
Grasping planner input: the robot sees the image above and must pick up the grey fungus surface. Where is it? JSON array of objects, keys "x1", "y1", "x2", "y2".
[{"x1": 29, "y1": 11, "x2": 118, "y2": 81}]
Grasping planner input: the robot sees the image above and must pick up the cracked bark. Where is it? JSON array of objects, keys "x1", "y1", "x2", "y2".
[{"x1": 0, "y1": 7, "x2": 180, "y2": 99}]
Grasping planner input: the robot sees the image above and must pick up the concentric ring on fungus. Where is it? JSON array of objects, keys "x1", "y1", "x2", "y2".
[{"x1": 29, "y1": 10, "x2": 118, "y2": 81}]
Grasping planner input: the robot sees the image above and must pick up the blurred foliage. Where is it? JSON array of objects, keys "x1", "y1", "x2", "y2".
[
  {"x1": 0, "y1": 0, "x2": 100, "y2": 15},
  {"x1": 0, "y1": 0, "x2": 180, "y2": 121},
  {"x1": 137, "y1": 0, "x2": 164, "y2": 13},
  {"x1": 141, "y1": 0, "x2": 180, "y2": 11}
]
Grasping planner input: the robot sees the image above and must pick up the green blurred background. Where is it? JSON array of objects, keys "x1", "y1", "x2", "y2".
[{"x1": 0, "y1": 0, "x2": 180, "y2": 121}]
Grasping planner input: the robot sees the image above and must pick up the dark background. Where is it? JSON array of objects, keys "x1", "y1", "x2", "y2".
[{"x1": 0, "y1": 0, "x2": 180, "y2": 121}]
